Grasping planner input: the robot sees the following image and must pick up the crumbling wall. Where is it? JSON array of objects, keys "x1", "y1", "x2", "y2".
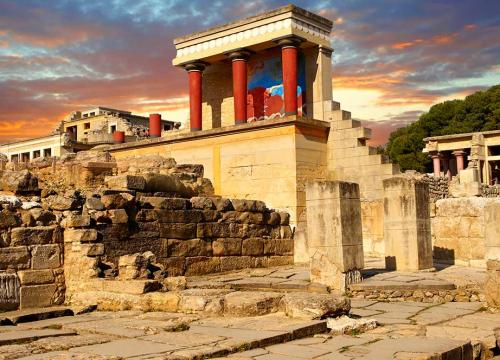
[
  {"x1": 0, "y1": 194, "x2": 65, "y2": 310},
  {"x1": 1, "y1": 151, "x2": 294, "y2": 309}
]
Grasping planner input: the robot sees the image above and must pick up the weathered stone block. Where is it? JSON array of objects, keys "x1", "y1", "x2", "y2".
[
  {"x1": 85, "y1": 197, "x2": 105, "y2": 211},
  {"x1": 137, "y1": 209, "x2": 203, "y2": 224},
  {"x1": 383, "y1": 177, "x2": 432, "y2": 271},
  {"x1": 190, "y1": 197, "x2": 214, "y2": 209},
  {"x1": 161, "y1": 257, "x2": 186, "y2": 276},
  {"x1": 197, "y1": 222, "x2": 245, "y2": 238},
  {"x1": 62, "y1": 214, "x2": 91, "y2": 228},
  {"x1": 244, "y1": 224, "x2": 272, "y2": 238},
  {"x1": 264, "y1": 238, "x2": 294, "y2": 256},
  {"x1": 80, "y1": 243, "x2": 105, "y2": 256},
  {"x1": 212, "y1": 238, "x2": 242, "y2": 256},
  {"x1": 265, "y1": 212, "x2": 281, "y2": 225},
  {"x1": 224, "y1": 291, "x2": 283, "y2": 316},
  {"x1": 64, "y1": 228, "x2": 98, "y2": 243},
  {"x1": 210, "y1": 197, "x2": 233, "y2": 211},
  {"x1": 201, "y1": 210, "x2": 222, "y2": 222},
  {"x1": 185, "y1": 257, "x2": 220, "y2": 276},
  {"x1": 159, "y1": 223, "x2": 197, "y2": 239},
  {"x1": 98, "y1": 223, "x2": 129, "y2": 241},
  {"x1": 0, "y1": 210, "x2": 20, "y2": 229},
  {"x1": 30, "y1": 209, "x2": 56, "y2": 226},
  {"x1": 139, "y1": 196, "x2": 190, "y2": 210},
  {"x1": 45, "y1": 195, "x2": 79, "y2": 211},
  {"x1": 242, "y1": 238, "x2": 264, "y2": 256},
  {"x1": 10, "y1": 226, "x2": 57, "y2": 246},
  {"x1": 107, "y1": 209, "x2": 129, "y2": 224},
  {"x1": 0, "y1": 246, "x2": 30, "y2": 270},
  {"x1": 280, "y1": 293, "x2": 350, "y2": 320},
  {"x1": 105, "y1": 175, "x2": 146, "y2": 191},
  {"x1": 18, "y1": 269, "x2": 54, "y2": 285},
  {"x1": 0, "y1": 170, "x2": 39, "y2": 194},
  {"x1": 167, "y1": 239, "x2": 212, "y2": 257},
  {"x1": 20, "y1": 284, "x2": 57, "y2": 308},
  {"x1": 231, "y1": 199, "x2": 266, "y2": 212},
  {"x1": 220, "y1": 256, "x2": 256, "y2": 272},
  {"x1": 31, "y1": 244, "x2": 61, "y2": 269},
  {"x1": 101, "y1": 193, "x2": 135, "y2": 209},
  {"x1": 221, "y1": 211, "x2": 265, "y2": 224}
]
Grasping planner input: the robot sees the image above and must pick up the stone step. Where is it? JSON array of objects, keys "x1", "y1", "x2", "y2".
[
  {"x1": 331, "y1": 101, "x2": 341, "y2": 110},
  {"x1": 0, "y1": 306, "x2": 74, "y2": 325},
  {"x1": 0, "y1": 328, "x2": 76, "y2": 346}
]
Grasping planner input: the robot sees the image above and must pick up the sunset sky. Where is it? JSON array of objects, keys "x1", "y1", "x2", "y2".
[{"x1": 0, "y1": 0, "x2": 499, "y2": 145}]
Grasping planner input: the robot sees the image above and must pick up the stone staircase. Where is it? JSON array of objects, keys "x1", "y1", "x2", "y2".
[{"x1": 327, "y1": 100, "x2": 400, "y2": 201}]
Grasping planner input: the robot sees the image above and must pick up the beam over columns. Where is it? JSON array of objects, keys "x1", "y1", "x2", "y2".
[
  {"x1": 184, "y1": 62, "x2": 206, "y2": 132},
  {"x1": 227, "y1": 49, "x2": 251, "y2": 125},
  {"x1": 277, "y1": 37, "x2": 303, "y2": 116}
]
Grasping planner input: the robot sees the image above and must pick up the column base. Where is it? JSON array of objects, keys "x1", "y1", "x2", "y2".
[
  {"x1": 149, "y1": 135, "x2": 160, "y2": 138},
  {"x1": 235, "y1": 119, "x2": 247, "y2": 124},
  {"x1": 190, "y1": 128, "x2": 202, "y2": 132},
  {"x1": 285, "y1": 111, "x2": 297, "y2": 116}
]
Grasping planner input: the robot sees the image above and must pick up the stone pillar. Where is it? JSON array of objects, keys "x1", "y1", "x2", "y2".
[
  {"x1": 278, "y1": 37, "x2": 302, "y2": 116},
  {"x1": 228, "y1": 50, "x2": 251, "y2": 124},
  {"x1": 383, "y1": 177, "x2": 433, "y2": 271},
  {"x1": 453, "y1": 150, "x2": 466, "y2": 172},
  {"x1": 149, "y1": 113, "x2": 162, "y2": 138},
  {"x1": 431, "y1": 153, "x2": 441, "y2": 177},
  {"x1": 485, "y1": 202, "x2": 500, "y2": 308},
  {"x1": 185, "y1": 62, "x2": 205, "y2": 132},
  {"x1": 306, "y1": 181, "x2": 364, "y2": 292}
]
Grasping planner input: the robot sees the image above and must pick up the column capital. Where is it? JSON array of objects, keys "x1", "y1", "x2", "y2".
[
  {"x1": 275, "y1": 35, "x2": 304, "y2": 48},
  {"x1": 226, "y1": 48, "x2": 253, "y2": 61},
  {"x1": 429, "y1": 152, "x2": 441, "y2": 159},
  {"x1": 319, "y1": 45, "x2": 334, "y2": 56},
  {"x1": 452, "y1": 149, "x2": 466, "y2": 156},
  {"x1": 183, "y1": 61, "x2": 207, "y2": 72}
]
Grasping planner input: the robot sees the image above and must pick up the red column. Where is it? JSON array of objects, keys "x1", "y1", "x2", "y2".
[
  {"x1": 453, "y1": 150, "x2": 465, "y2": 171},
  {"x1": 278, "y1": 37, "x2": 302, "y2": 116},
  {"x1": 431, "y1": 154, "x2": 441, "y2": 177},
  {"x1": 185, "y1": 62, "x2": 205, "y2": 131},
  {"x1": 149, "y1": 113, "x2": 162, "y2": 138},
  {"x1": 229, "y1": 50, "x2": 251, "y2": 124},
  {"x1": 113, "y1": 131, "x2": 125, "y2": 143}
]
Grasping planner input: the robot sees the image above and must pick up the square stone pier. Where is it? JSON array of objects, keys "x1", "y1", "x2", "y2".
[
  {"x1": 383, "y1": 176, "x2": 433, "y2": 271},
  {"x1": 306, "y1": 181, "x2": 364, "y2": 292}
]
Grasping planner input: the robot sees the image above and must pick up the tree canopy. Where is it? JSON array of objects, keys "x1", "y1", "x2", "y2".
[{"x1": 385, "y1": 84, "x2": 500, "y2": 172}]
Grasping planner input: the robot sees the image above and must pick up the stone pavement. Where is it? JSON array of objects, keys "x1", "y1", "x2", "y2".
[{"x1": 223, "y1": 299, "x2": 500, "y2": 359}]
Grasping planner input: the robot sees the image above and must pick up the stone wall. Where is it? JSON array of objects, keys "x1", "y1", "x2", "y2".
[
  {"x1": 1, "y1": 151, "x2": 294, "y2": 309},
  {"x1": 0, "y1": 196, "x2": 65, "y2": 310},
  {"x1": 431, "y1": 197, "x2": 500, "y2": 268},
  {"x1": 481, "y1": 184, "x2": 500, "y2": 197}
]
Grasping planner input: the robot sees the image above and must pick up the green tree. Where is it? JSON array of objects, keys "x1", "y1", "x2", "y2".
[{"x1": 385, "y1": 84, "x2": 500, "y2": 172}]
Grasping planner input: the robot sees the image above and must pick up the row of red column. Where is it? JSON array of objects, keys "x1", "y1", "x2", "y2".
[
  {"x1": 185, "y1": 37, "x2": 302, "y2": 132},
  {"x1": 431, "y1": 150, "x2": 466, "y2": 178}
]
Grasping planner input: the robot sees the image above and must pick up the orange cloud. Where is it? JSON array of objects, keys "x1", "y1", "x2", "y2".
[{"x1": 392, "y1": 39, "x2": 423, "y2": 50}]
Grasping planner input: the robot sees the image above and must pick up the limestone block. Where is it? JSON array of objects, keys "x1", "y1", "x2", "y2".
[
  {"x1": 80, "y1": 243, "x2": 105, "y2": 257},
  {"x1": 224, "y1": 291, "x2": 283, "y2": 316},
  {"x1": 210, "y1": 197, "x2": 233, "y2": 211},
  {"x1": 197, "y1": 223, "x2": 245, "y2": 238},
  {"x1": 280, "y1": 292, "x2": 350, "y2": 320},
  {"x1": 190, "y1": 197, "x2": 214, "y2": 209},
  {"x1": 137, "y1": 209, "x2": 203, "y2": 224},
  {"x1": 107, "y1": 209, "x2": 129, "y2": 224},
  {"x1": 159, "y1": 223, "x2": 197, "y2": 239},
  {"x1": 64, "y1": 228, "x2": 98, "y2": 243},
  {"x1": 242, "y1": 238, "x2": 264, "y2": 256},
  {"x1": 265, "y1": 212, "x2": 281, "y2": 226},
  {"x1": 0, "y1": 273, "x2": 20, "y2": 310},
  {"x1": 485, "y1": 260, "x2": 500, "y2": 308},
  {"x1": 0, "y1": 246, "x2": 30, "y2": 270},
  {"x1": 44, "y1": 195, "x2": 79, "y2": 211},
  {"x1": 201, "y1": 209, "x2": 222, "y2": 222},
  {"x1": 231, "y1": 199, "x2": 267, "y2": 212},
  {"x1": 485, "y1": 202, "x2": 500, "y2": 261},
  {"x1": 0, "y1": 169, "x2": 39, "y2": 194},
  {"x1": 185, "y1": 257, "x2": 220, "y2": 276},
  {"x1": 31, "y1": 244, "x2": 61, "y2": 269},
  {"x1": 220, "y1": 256, "x2": 256, "y2": 272},
  {"x1": 30, "y1": 209, "x2": 56, "y2": 226},
  {"x1": 221, "y1": 211, "x2": 265, "y2": 224},
  {"x1": 212, "y1": 238, "x2": 242, "y2": 256},
  {"x1": 306, "y1": 181, "x2": 364, "y2": 292},
  {"x1": 263, "y1": 239, "x2": 294, "y2": 256},
  {"x1": 0, "y1": 210, "x2": 21, "y2": 229},
  {"x1": 10, "y1": 226, "x2": 58, "y2": 246},
  {"x1": 139, "y1": 197, "x2": 190, "y2": 210},
  {"x1": 167, "y1": 239, "x2": 212, "y2": 257},
  {"x1": 18, "y1": 270, "x2": 54, "y2": 285},
  {"x1": 105, "y1": 175, "x2": 146, "y2": 191},
  {"x1": 383, "y1": 177, "x2": 433, "y2": 271},
  {"x1": 162, "y1": 257, "x2": 186, "y2": 276},
  {"x1": 100, "y1": 193, "x2": 131, "y2": 209},
  {"x1": 20, "y1": 284, "x2": 57, "y2": 308},
  {"x1": 61, "y1": 214, "x2": 91, "y2": 228}
]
